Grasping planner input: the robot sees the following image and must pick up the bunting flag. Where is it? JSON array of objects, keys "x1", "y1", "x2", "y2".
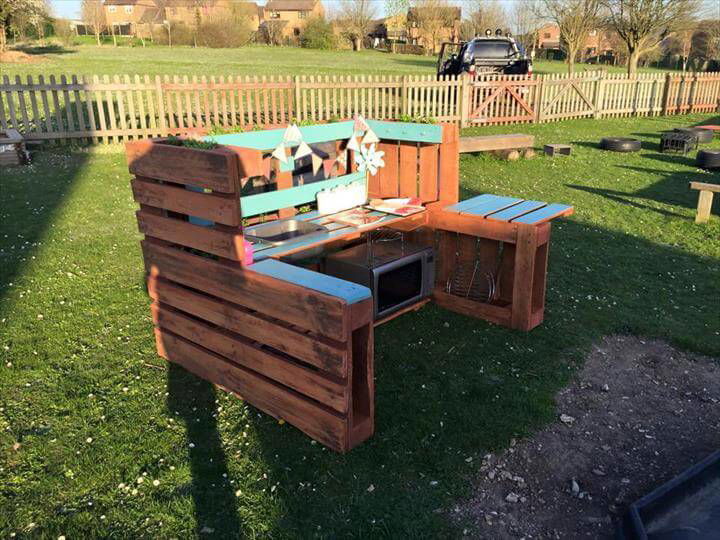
[
  {"x1": 346, "y1": 135, "x2": 360, "y2": 152},
  {"x1": 272, "y1": 142, "x2": 288, "y2": 163},
  {"x1": 283, "y1": 124, "x2": 302, "y2": 144},
  {"x1": 323, "y1": 158, "x2": 336, "y2": 177},
  {"x1": 362, "y1": 128, "x2": 380, "y2": 145},
  {"x1": 294, "y1": 141, "x2": 313, "y2": 159},
  {"x1": 311, "y1": 153, "x2": 324, "y2": 175},
  {"x1": 353, "y1": 114, "x2": 368, "y2": 133}
]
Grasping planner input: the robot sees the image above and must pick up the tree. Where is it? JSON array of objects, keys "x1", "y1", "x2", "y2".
[
  {"x1": 511, "y1": 0, "x2": 541, "y2": 55},
  {"x1": 538, "y1": 0, "x2": 601, "y2": 73},
  {"x1": 261, "y1": 20, "x2": 285, "y2": 46},
  {"x1": 691, "y1": 18, "x2": 720, "y2": 70},
  {"x1": 336, "y1": 0, "x2": 377, "y2": 51},
  {"x1": 300, "y1": 16, "x2": 335, "y2": 49},
  {"x1": 81, "y1": 0, "x2": 105, "y2": 46},
  {"x1": 465, "y1": 0, "x2": 508, "y2": 37},
  {"x1": 1, "y1": 0, "x2": 48, "y2": 50},
  {"x1": 602, "y1": 0, "x2": 700, "y2": 75},
  {"x1": 409, "y1": 0, "x2": 458, "y2": 55},
  {"x1": 29, "y1": 0, "x2": 50, "y2": 43},
  {"x1": 53, "y1": 18, "x2": 76, "y2": 46}
]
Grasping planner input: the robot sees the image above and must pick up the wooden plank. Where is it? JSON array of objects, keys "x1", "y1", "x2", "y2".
[
  {"x1": 131, "y1": 178, "x2": 240, "y2": 226},
  {"x1": 427, "y1": 204, "x2": 518, "y2": 244},
  {"x1": 137, "y1": 210, "x2": 244, "y2": 260},
  {"x1": 695, "y1": 190, "x2": 714, "y2": 223},
  {"x1": 418, "y1": 143, "x2": 439, "y2": 203},
  {"x1": 376, "y1": 141, "x2": 399, "y2": 198},
  {"x1": 690, "y1": 181, "x2": 720, "y2": 193},
  {"x1": 141, "y1": 239, "x2": 349, "y2": 339},
  {"x1": 247, "y1": 259, "x2": 371, "y2": 305},
  {"x1": 459, "y1": 134, "x2": 534, "y2": 153},
  {"x1": 398, "y1": 142, "x2": 418, "y2": 198},
  {"x1": 438, "y1": 123, "x2": 459, "y2": 203},
  {"x1": 152, "y1": 304, "x2": 348, "y2": 413},
  {"x1": 148, "y1": 277, "x2": 348, "y2": 377},
  {"x1": 486, "y1": 200, "x2": 546, "y2": 222},
  {"x1": 154, "y1": 329, "x2": 349, "y2": 452},
  {"x1": 447, "y1": 195, "x2": 524, "y2": 217},
  {"x1": 510, "y1": 225, "x2": 537, "y2": 331},
  {"x1": 125, "y1": 140, "x2": 238, "y2": 193},
  {"x1": 511, "y1": 203, "x2": 573, "y2": 224},
  {"x1": 433, "y1": 289, "x2": 512, "y2": 327}
]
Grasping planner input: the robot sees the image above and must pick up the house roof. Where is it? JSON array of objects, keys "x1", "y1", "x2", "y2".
[{"x1": 265, "y1": 0, "x2": 317, "y2": 12}]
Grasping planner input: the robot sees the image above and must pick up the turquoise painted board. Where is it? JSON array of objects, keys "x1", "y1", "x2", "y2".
[
  {"x1": 247, "y1": 259, "x2": 371, "y2": 304},
  {"x1": 512, "y1": 203, "x2": 573, "y2": 224},
  {"x1": 365, "y1": 120, "x2": 442, "y2": 143},
  {"x1": 486, "y1": 200, "x2": 546, "y2": 222},
  {"x1": 459, "y1": 196, "x2": 524, "y2": 217},
  {"x1": 207, "y1": 120, "x2": 442, "y2": 150},
  {"x1": 444, "y1": 194, "x2": 495, "y2": 214},
  {"x1": 240, "y1": 171, "x2": 366, "y2": 217}
]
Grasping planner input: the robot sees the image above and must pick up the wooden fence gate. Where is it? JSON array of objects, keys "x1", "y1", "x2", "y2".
[
  {"x1": 468, "y1": 75, "x2": 538, "y2": 124},
  {"x1": 537, "y1": 74, "x2": 599, "y2": 121}
]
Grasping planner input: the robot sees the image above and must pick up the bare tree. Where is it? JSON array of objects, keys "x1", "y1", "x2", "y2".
[
  {"x1": 691, "y1": 18, "x2": 720, "y2": 70},
  {"x1": 602, "y1": 0, "x2": 700, "y2": 75},
  {"x1": 465, "y1": 0, "x2": 508, "y2": 37},
  {"x1": 511, "y1": 0, "x2": 541, "y2": 55},
  {"x1": 336, "y1": 0, "x2": 377, "y2": 51},
  {"x1": 410, "y1": 0, "x2": 459, "y2": 55},
  {"x1": 538, "y1": 0, "x2": 601, "y2": 73},
  {"x1": 261, "y1": 20, "x2": 285, "y2": 46},
  {"x1": 81, "y1": 0, "x2": 105, "y2": 46}
]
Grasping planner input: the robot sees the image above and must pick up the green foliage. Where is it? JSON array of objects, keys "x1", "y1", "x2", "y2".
[
  {"x1": 197, "y1": 15, "x2": 253, "y2": 48},
  {"x1": 299, "y1": 17, "x2": 336, "y2": 50},
  {"x1": 164, "y1": 135, "x2": 219, "y2": 149},
  {"x1": 398, "y1": 114, "x2": 437, "y2": 124}
]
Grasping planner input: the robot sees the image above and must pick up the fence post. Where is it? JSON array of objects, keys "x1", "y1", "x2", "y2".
[
  {"x1": 661, "y1": 73, "x2": 672, "y2": 116},
  {"x1": 294, "y1": 76, "x2": 301, "y2": 122},
  {"x1": 459, "y1": 74, "x2": 471, "y2": 128},
  {"x1": 534, "y1": 75, "x2": 544, "y2": 123},
  {"x1": 687, "y1": 73, "x2": 698, "y2": 114},
  {"x1": 401, "y1": 75, "x2": 408, "y2": 117},
  {"x1": 594, "y1": 72, "x2": 606, "y2": 119}
]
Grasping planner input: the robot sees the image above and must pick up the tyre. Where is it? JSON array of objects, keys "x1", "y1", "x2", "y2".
[
  {"x1": 600, "y1": 137, "x2": 642, "y2": 152},
  {"x1": 697, "y1": 149, "x2": 720, "y2": 170},
  {"x1": 675, "y1": 127, "x2": 714, "y2": 144}
]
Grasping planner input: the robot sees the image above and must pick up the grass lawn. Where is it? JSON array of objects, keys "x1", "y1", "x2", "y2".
[
  {"x1": 3, "y1": 43, "x2": 674, "y2": 79},
  {"x1": 1, "y1": 113, "x2": 718, "y2": 538}
]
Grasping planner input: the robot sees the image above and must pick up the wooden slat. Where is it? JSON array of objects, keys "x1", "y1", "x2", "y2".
[
  {"x1": 125, "y1": 140, "x2": 238, "y2": 192},
  {"x1": 142, "y1": 239, "x2": 350, "y2": 339},
  {"x1": 438, "y1": 123, "x2": 459, "y2": 203},
  {"x1": 418, "y1": 144, "x2": 439, "y2": 203},
  {"x1": 148, "y1": 277, "x2": 348, "y2": 377},
  {"x1": 376, "y1": 141, "x2": 399, "y2": 198},
  {"x1": 152, "y1": 304, "x2": 348, "y2": 412},
  {"x1": 398, "y1": 142, "x2": 418, "y2": 198},
  {"x1": 131, "y1": 178, "x2": 240, "y2": 226},
  {"x1": 511, "y1": 203, "x2": 573, "y2": 224},
  {"x1": 486, "y1": 200, "x2": 546, "y2": 222},
  {"x1": 155, "y1": 328, "x2": 349, "y2": 451}
]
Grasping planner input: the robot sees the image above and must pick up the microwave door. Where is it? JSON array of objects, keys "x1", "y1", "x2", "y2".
[{"x1": 374, "y1": 254, "x2": 424, "y2": 318}]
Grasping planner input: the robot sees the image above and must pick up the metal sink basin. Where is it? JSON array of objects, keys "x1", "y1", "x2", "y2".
[{"x1": 244, "y1": 219, "x2": 328, "y2": 246}]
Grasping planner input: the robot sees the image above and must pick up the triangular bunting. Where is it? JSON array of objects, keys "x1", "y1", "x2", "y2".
[
  {"x1": 346, "y1": 136, "x2": 360, "y2": 152},
  {"x1": 311, "y1": 153, "x2": 323, "y2": 175},
  {"x1": 353, "y1": 114, "x2": 368, "y2": 133},
  {"x1": 283, "y1": 124, "x2": 302, "y2": 144},
  {"x1": 362, "y1": 128, "x2": 380, "y2": 145},
  {"x1": 323, "y1": 158, "x2": 336, "y2": 177},
  {"x1": 272, "y1": 142, "x2": 288, "y2": 163},
  {"x1": 294, "y1": 141, "x2": 313, "y2": 159}
]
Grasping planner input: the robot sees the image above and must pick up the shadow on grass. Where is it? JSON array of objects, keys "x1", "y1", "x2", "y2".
[
  {"x1": 15, "y1": 43, "x2": 76, "y2": 55},
  {"x1": 166, "y1": 362, "x2": 242, "y2": 536},
  {"x1": 154, "y1": 214, "x2": 719, "y2": 536}
]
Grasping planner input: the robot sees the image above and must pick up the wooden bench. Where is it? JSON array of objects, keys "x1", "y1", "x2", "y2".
[
  {"x1": 459, "y1": 133, "x2": 535, "y2": 159},
  {"x1": 690, "y1": 181, "x2": 719, "y2": 223}
]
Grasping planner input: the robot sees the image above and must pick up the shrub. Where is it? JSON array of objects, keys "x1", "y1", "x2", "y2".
[
  {"x1": 52, "y1": 19, "x2": 76, "y2": 47},
  {"x1": 300, "y1": 17, "x2": 335, "y2": 50},
  {"x1": 198, "y1": 15, "x2": 253, "y2": 48},
  {"x1": 152, "y1": 22, "x2": 194, "y2": 46}
]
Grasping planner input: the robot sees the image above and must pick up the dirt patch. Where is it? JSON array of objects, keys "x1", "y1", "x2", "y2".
[
  {"x1": 457, "y1": 335, "x2": 720, "y2": 538},
  {"x1": 0, "y1": 50, "x2": 46, "y2": 63}
]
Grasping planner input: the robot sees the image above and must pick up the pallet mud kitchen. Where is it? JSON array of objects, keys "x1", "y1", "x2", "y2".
[{"x1": 126, "y1": 118, "x2": 574, "y2": 452}]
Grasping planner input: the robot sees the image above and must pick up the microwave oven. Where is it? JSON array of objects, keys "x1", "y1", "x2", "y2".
[{"x1": 324, "y1": 241, "x2": 435, "y2": 320}]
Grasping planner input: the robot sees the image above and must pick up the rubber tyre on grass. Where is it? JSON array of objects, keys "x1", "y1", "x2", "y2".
[
  {"x1": 675, "y1": 127, "x2": 714, "y2": 144},
  {"x1": 600, "y1": 137, "x2": 642, "y2": 152},
  {"x1": 697, "y1": 150, "x2": 720, "y2": 170}
]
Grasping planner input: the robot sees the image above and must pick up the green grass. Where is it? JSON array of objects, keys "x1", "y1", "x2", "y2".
[
  {"x1": 1, "y1": 114, "x2": 718, "y2": 538},
  {"x1": 4, "y1": 43, "x2": 673, "y2": 79}
]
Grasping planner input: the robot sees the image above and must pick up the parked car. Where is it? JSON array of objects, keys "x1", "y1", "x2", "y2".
[{"x1": 437, "y1": 30, "x2": 533, "y2": 78}]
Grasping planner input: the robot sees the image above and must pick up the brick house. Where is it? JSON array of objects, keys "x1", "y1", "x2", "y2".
[
  {"x1": 536, "y1": 23, "x2": 618, "y2": 60},
  {"x1": 262, "y1": 0, "x2": 325, "y2": 40},
  {"x1": 406, "y1": 6, "x2": 461, "y2": 53}
]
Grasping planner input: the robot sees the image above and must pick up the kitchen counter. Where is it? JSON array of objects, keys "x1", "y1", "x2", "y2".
[{"x1": 246, "y1": 207, "x2": 427, "y2": 262}]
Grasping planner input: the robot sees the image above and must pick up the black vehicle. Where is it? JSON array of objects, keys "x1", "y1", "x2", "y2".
[{"x1": 437, "y1": 30, "x2": 533, "y2": 77}]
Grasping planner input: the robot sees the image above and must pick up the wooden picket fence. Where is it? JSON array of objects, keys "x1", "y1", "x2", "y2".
[{"x1": 1, "y1": 71, "x2": 718, "y2": 144}]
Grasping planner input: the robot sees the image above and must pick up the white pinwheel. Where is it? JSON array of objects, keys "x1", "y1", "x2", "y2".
[{"x1": 354, "y1": 143, "x2": 385, "y2": 175}]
